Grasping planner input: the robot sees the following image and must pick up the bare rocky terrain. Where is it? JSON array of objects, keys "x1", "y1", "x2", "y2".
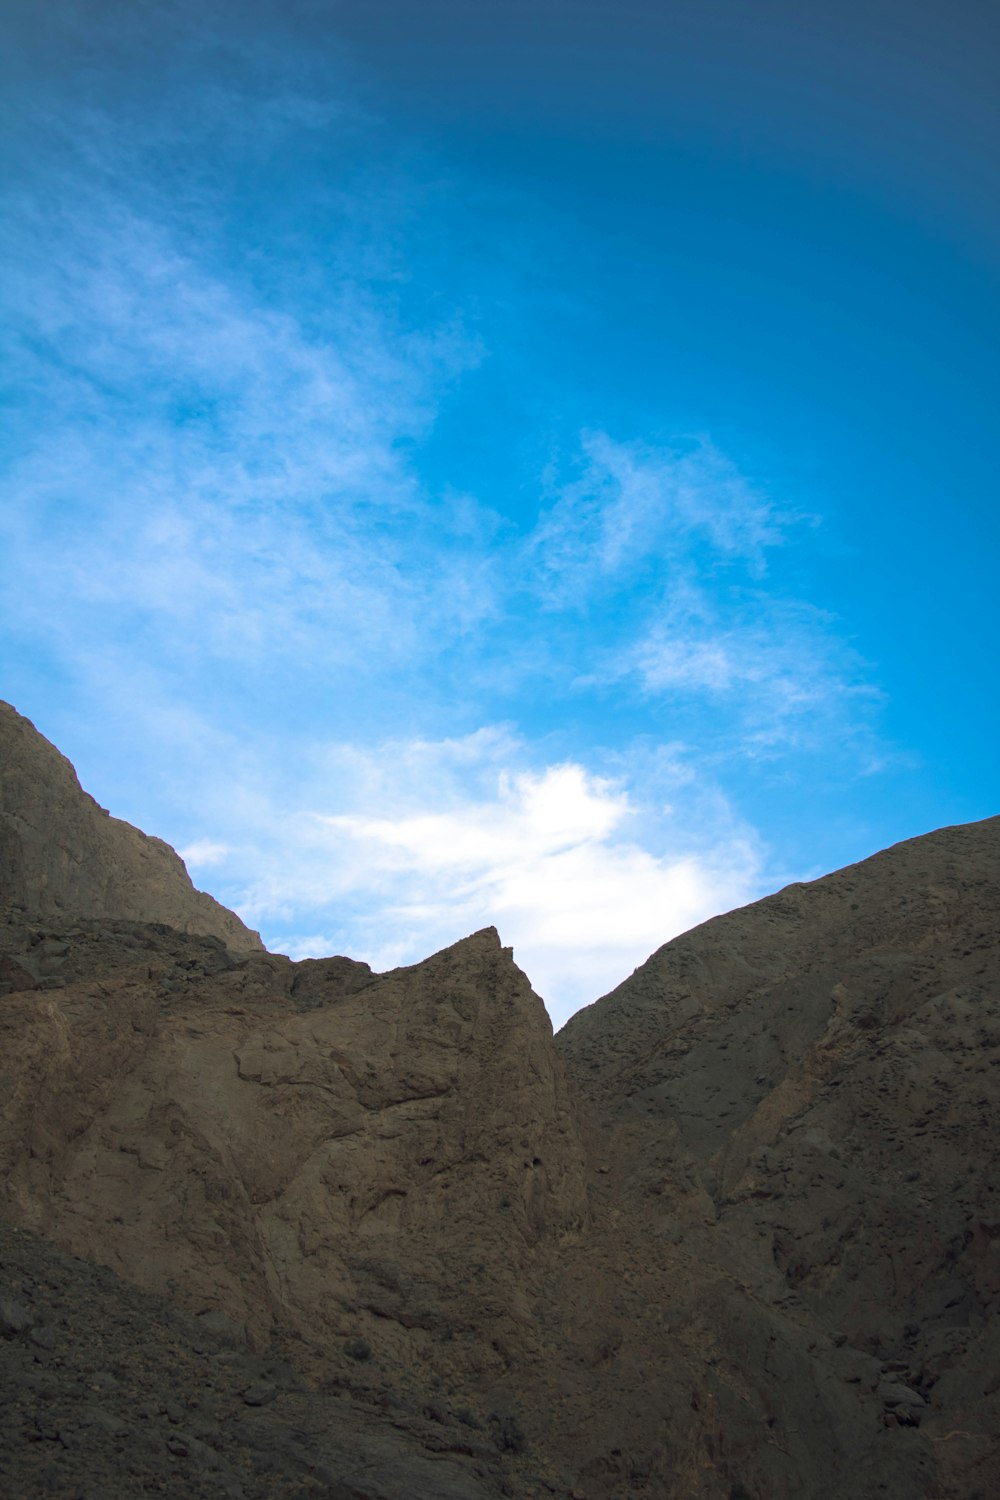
[
  {"x1": 0, "y1": 703, "x2": 261, "y2": 953},
  {"x1": 1, "y1": 702, "x2": 997, "y2": 1498}
]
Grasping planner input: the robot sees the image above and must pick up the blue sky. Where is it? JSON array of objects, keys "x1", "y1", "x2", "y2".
[{"x1": 2, "y1": 0, "x2": 997, "y2": 1025}]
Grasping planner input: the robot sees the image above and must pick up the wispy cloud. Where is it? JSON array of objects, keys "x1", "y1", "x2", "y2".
[
  {"x1": 179, "y1": 839, "x2": 230, "y2": 870},
  {"x1": 621, "y1": 587, "x2": 882, "y2": 756},
  {"x1": 0, "y1": 178, "x2": 489, "y2": 714},
  {"x1": 524, "y1": 432, "x2": 879, "y2": 761},
  {"x1": 529, "y1": 430, "x2": 790, "y2": 605}
]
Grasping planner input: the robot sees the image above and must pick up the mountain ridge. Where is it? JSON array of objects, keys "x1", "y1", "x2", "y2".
[
  {"x1": 0, "y1": 702, "x2": 263, "y2": 953},
  {"x1": 1, "y1": 703, "x2": 997, "y2": 1499}
]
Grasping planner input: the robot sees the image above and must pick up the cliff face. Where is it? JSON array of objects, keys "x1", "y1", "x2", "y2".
[
  {"x1": 0, "y1": 920, "x2": 590, "y2": 1498},
  {"x1": 0, "y1": 919, "x2": 587, "y2": 1386},
  {"x1": 0, "y1": 702, "x2": 262, "y2": 952},
  {"x1": 0, "y1": 705, "x2": 997, "y2": 1500}
]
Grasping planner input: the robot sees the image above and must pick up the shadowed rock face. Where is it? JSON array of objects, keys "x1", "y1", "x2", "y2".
[
  {"x1": 554, "y1": 815, "x2": 1000, "y2": 1499},
  {"x1": 0, "y1": 702, "x2": 262, "y2": 952},
  {"x1": 0, "y1": 1215, "x2": 510, "y2": 1500},
  {"x1": 0, "y1": 705, "x2": 997, "y2": 1500}
]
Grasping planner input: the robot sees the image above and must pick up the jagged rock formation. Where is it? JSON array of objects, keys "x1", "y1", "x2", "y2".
[
  {"x1": 0, "y1": 917, "x2": 587, "y2": 1405},
  {"x1": 0, "y1": 705, "x2": 997, "y2": 1499},
  {"x1": 0, "y1": 703, "x2": 262, "y2": 952}
]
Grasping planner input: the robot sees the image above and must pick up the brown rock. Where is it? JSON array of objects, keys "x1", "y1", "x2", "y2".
[
  {"x1": 0, "y1": 920, "x2": 588, "y2": 1446},
  {"x1": 0, "y1": 702, "x2": 998, "y2": 1499},
  {"x1": 0, "y1": 702, "x2": 261, "y2": 951},
  {"x1": 555, "y1": 814, "x2": 1000, "y2": 1499}
]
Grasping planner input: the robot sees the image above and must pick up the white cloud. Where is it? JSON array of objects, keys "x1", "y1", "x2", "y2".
[
  {"x1": 179, "y1": 839, "x2": 230, "y2": 870},
  {"x1": 0, "y1": 27, "x2": 493, "y2": 713},
  {"x1": 322, "y1": 763, "x2": 628, "y2": 873},
  {"x1": 215, "y1": 733, "x2": 763, "y2": 1029}
]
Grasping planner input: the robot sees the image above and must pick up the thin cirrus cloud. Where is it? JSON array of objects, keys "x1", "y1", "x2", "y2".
[
  {"x1": 528, "y1": 429, "x2": 790, "y2": 606},
  {"x1": 1, "y1": 186, "x2": 485, "y2": 693},
  {"x1": 620, "y1": 589, "x2": 882, "y2": 757},
  {"x1": 1, "y1": 34, "x2": 486, "y2": 692},
  {"x1": 1, "y1": 24, "x2": 865, "y2": 749},
  {"x1": 177, "y1": 838, "x2": 230, "y2": 870},
  {"x1": 529, "y1": 432, "x2": 880, "y2": 761}
]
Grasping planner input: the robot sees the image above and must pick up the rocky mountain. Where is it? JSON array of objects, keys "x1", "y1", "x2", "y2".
[
  {"x1": 1, "y1": 704, "x2": 997, "y2": 1499},
  {"x1": 0, "y1": 703, "x2": 262, "y2": 953},
  {"x1": 556, "y1": 815, "x2": 1000, "y2": 1498}
]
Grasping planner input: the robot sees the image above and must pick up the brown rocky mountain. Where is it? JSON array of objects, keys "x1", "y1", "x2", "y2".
[
  {"x1": 1, "y1": 704, "x2": 997, "y2": 1499},
  {"x1": 0, "y1": 703, "x2": 262, "y2": 954}
]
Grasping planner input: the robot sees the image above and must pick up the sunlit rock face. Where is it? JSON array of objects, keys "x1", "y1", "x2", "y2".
[
  {"x1": 0, "y1": 701, "x2": 997, "y2": 1499},
  {"x1": 0, "y1": 701, "x2": 262, "y2": 951},
  {"x1": 0, "y1": 923, "x2": 587, "y2": 1367}
]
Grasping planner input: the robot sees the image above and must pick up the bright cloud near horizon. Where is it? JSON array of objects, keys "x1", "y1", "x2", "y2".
[{"x1": 1, "y1": 0, "x2": 997, "y2": 1027}]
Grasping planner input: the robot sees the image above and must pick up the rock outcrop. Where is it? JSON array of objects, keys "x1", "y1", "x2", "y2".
[
  {"x1": 0, "y1": 702, "x2": 262, "y2": 952},
  {"x1": 0, "y1": 704, "x2": 997, "y2": 1499},
  {"x1": 0, "y1": 915, "x2": 587, "y2": 1376}
]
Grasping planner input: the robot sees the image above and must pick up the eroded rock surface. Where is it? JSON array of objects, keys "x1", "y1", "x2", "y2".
[
  {"x1": 0, "y1": 703, "x2": 261, "y2": 951},
  {"x1": 0, "y1": 909, "x2": 588, "y2": 1496},
  {"x1": 1, "y1": 704, "x2": 998, "y2": 1498},
  {"x1": 0, "y1": 1216, "x2": 512, "y2": 1500},
  {"x1": 557, "y1": 815, "x2": 1000, "y2": 1498}
]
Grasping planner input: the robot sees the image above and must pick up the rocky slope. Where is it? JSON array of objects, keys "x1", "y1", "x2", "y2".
[
  {"x1": 0, "y1": 703, "x2": 261, "y2": 952},
  {"x1": 556, "y1": 816, "x2": 1000, "y2": 1498},
  {"x1": 1, "y1": 705, "x2": 997, "y2": 1499},
  {"x1": 0, "y1": 1213, "x2": 513, "y2": 1500}
]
